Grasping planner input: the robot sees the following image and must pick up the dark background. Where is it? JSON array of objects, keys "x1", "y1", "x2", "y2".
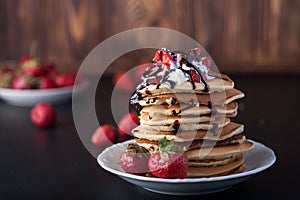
[{"x1": 0, "y1": 0, "x2": 299, "y2": 74}]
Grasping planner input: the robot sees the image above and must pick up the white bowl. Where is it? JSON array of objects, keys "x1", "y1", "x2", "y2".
[
  {"x1": 0, "y1": 81, "x2": 88, "y2": 107},
  {"x1": 97, "y1": 139, "x2": 276, "y2": 195}
]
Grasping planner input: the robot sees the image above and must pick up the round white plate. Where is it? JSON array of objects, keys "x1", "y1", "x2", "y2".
[
  {"x1": 97, "y1": 139, "x2": 276, "y2": 195},
  {"x1": 0, "y1": 80, "x2": 88, "y2": 107}
]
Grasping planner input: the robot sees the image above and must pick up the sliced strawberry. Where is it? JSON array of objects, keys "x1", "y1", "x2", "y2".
[
  {"x1": 153, "y1": 49, "x2": 174, "y2": 67},
  {"x1": 190, "y1": 70, "x2": 200, "y2": 82},
  {"x1": 187, "y1": 48, "x2": 202, "y2": 61},
  {"x1": 120, "y1": 143, "x2": 150, "y2": 174},
  {"x1": 201, "y1": 57, "x2": 212, "y2": 69},
  {"x1": 153, "y1": 50, "x2": 162, "y2": 63}
]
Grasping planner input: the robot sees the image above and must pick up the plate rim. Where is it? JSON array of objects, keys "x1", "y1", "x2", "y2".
[{"x1": 97, "y1": 139, "x2": 276, "y2": 183}]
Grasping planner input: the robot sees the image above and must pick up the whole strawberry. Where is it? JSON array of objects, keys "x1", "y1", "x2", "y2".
[
  {"x1": 20, "y1": 56, "x2": 45, "y2": 77},
  {"x1": 91, "y1": 125, "x2": 117, "y2": 146},
  {"x1": 12, "y1": 75, "x2": 39, "y2": 89},
  {"x1": 113, "y1": 71, "x2": 135, "y2": 91},
  {"x1": 31, "y1": 103, "x2": 56, "y2": 128},
  {"x1": 120, "y1": 143, "x2": 150, "y2": 174},
  {"x1": 148, "y1": 137, "x2": 189, "y2": 178},
  {"x1": 118, "y1": 113, "x2": 139, "y2": 136},
  {"x1": 55, "y1": 72, "x2": 76, "y2": 87},
  {"x1": 39, "y1": 76, "x2": 56, "y2": 89}
]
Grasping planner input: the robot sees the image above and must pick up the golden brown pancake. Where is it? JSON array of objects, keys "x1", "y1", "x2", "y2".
[
  {"x1": 138, "y1": 88, "x2": 244, "y2": 106},
  {"x1": 138, "y1": 74, "x2": 234, "y2": 96},
  {"x1": 141, "y1": 101, "x2": 238, "y2": 116},
  {"x1": 132, "y1": 122, "x2": 244, "y2": 142},
  {"x1": 139, "y1": 117, "x2": 231, "y2": 131},
  {"x1": 139, "y1": 113, "x2": 232, "y2": 126},
  {"x1": 187, "y1": 157, "x2": 244, "y2": 177},
  {"x1": 189, "y1": 155, "x2": 242, "y2": 167},
  {"x1": 186, "y1": 140, "x2": 254, "y2": 160},
  {"x1": 135, "y1": 133, "x2": 246, "y2": 152}
]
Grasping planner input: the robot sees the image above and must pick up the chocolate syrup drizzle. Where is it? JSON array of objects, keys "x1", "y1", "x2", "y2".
[
  {"x1": 171, "y1": 99, "x2": 195, "y2": 116},
  {"x1": 129, "y1": 48, "x2": 223, "y2": 116},
  {"x1": 171, "y1": 120, "x2": 181, "y2": 134},
  {"x1": 182, "y1": 58, "x2": 210, "y2": 92}
]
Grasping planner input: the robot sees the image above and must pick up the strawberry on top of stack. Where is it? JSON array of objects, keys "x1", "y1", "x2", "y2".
[{"x1": 0, "y1": 55, "x2": 76, "y2": 89}]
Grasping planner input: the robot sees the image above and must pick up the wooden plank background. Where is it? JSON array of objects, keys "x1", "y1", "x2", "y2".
[{"x1": 0, "y1": 0, "x2": 299, "y2": 74}]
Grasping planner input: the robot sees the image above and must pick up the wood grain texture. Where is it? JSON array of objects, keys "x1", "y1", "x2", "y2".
[{"x1": 0, "y1": 0, "x2": 299, "y2": 74}]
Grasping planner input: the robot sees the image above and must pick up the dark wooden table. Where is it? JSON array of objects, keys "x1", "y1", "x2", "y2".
[{"x1": 1, "y1": 75, "x2": 299, "y2": 200}]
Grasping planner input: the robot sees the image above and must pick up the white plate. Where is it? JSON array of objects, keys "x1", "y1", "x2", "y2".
[
  {"x1": 0, "y1": 81, "x2": 88, "y2": 107},
  {"x1": 97, "y1": 139, "x2": 276, "y2": 195}
]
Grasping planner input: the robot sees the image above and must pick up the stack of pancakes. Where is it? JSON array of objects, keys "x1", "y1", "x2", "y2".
[{"x1": 131, "y1": 73, "x2": 254, "y2": 177}]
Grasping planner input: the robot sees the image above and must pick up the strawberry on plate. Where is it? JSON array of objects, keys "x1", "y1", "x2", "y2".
[
  {"x1": 148, "y1": 137, "x2": 189, "y2": 178},
  {"x1": 120, "y1": 143, "x2": 150, "y2": 174}
]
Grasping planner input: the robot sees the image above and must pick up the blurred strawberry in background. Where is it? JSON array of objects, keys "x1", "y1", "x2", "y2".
[
  {"x1": 113, "y1": 71, "x2": 135, "y2": 91},
  {"x1": 91, "y1": 125, "x2": 117, "y2": 146},
  {"x1": 113, "y1": 60, "x2": 151, "y2": 92},
  {"x1": 0, "y1": 55, "x2": 78, "y2": 90},
  {"x1": 118, "y1": 112, "x2": 139, "y2": 136},
  {"x1": 31, "y1": 102, "x2": 56, "y2": 128},
  {"x1": 54, "y1": 72, "x2": 76, "y2": 88}
]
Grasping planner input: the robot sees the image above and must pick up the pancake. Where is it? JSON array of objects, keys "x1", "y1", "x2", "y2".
[
  {"x1": 140, "y1": 112, "x2": 232, "y2": 126},
  {"x1": 135, "y1": 133, "x2": 246, "y2": 152},
  {"x1": 187, "y1": 157, "x2": 244, "y2": 177},
  {"x1": 189, "y1": 155, "x2": 242, "y2": 167},
  {"x1": 139, "y1": 117, "x2": 231, "y2": 131},
  {"x1": 133, "y1": 122, "x2": 244, "y2": 142},
  {"x1": 127, "y1": 48, "x2": 251, "y2": 178},
  {"x1": 186, "y1": 140, "x2": 254, "y2": 160},
  {"x1": 137, "y1": 73, "x2": 234, "y2": 96},
  {"x1": 138, "y1": 88, "x2": 245, "y2": 106},
  {"x1": 187, "y1": 162, "x2": 246, "y2": 178},
  {"x1": 141, "y1": 101, "x2": 238, "y2": 116}
]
